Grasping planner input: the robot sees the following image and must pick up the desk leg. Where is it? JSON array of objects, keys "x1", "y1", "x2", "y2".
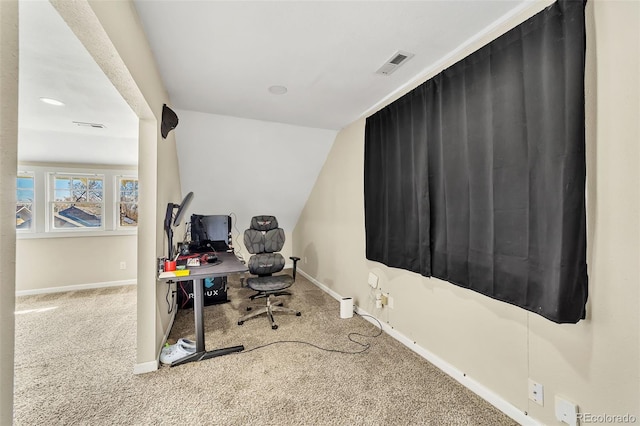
[
  {"x1": 171, "y1": 277, "x2": 244, "y2": 367},
  {"x1": 194, "y1": 278, "x2": 206, "y2": 353}
]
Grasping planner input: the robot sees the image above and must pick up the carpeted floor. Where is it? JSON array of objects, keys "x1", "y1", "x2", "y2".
[{"x1": 14, "y1": 274, "x2": 518, "y2": 425}]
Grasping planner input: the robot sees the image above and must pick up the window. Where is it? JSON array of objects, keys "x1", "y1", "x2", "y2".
[
  {"x1": 17, "y1": 166, "x2": 136, "y2": 238},
  {"x1": 50, "y1": 173, "x2": 104, "y2": 230},
  {"x1": 117, "y1": 176, "x2": 138, "y2": 228},
  {"x1": 16, "y1": 172, "x2": 35, "y2": 231}
]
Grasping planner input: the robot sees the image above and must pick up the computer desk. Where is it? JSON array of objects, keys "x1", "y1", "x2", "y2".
[{"x1": 158, "y1": 251, "x2": 248, "y2": 367}]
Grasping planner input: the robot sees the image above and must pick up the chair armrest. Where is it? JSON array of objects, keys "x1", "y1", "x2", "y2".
[{"x1": 290, "y1": 256, "x2": 300, "y2": 280}]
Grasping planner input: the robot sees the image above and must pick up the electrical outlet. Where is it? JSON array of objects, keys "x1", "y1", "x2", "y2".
[
  {"x1": 119, "y1": 261, "x2": 126, "y2": 270},
  {"x1": 528, "y1": 379, "x2": 544, "y2": 406},
  {"x1": 380, "y1": 293, "x2": 389, "y2": 307},
  {"x1": 555, "y1": 396, "x2": 578, "y2": 426},
  {"x1": 375, "y1": 292, "x2": 382, "y2": 308}
]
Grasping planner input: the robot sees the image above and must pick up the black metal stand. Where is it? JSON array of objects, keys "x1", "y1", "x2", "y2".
[{"x1": 161, "y1": 253, "x2": 248, "y2": 367}]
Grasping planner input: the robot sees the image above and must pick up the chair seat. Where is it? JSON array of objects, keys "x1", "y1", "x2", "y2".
[{"x1": 246, "y1": 275, "x2": 294, "y2": 292}]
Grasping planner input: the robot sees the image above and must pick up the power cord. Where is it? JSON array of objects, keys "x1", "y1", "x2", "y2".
[
  {"x1": 239, "y1": 312, "x2": 383, "y2": 355},
  {"x1": 165, "y1": 285, "x2": 176, "y2": 314},
  {"x1": 229, "y1": 211, "x2": 245, "y2": 264}
]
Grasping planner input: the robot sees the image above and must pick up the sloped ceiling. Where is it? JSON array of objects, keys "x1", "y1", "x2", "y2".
[
  {"x1": 134, "y1": 0, "x2": 532, "y2": 130},
  {"x1": 19, "y1": 0, "x2": 537, "y2": 164},
  {"x1": 17, "y1": 0, "x2": 542, "y2": 236}
]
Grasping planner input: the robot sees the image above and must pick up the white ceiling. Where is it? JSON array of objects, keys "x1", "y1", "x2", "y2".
[
  {"x1": 18, "y1": 0, "x2": 535, "y2": 165},
  {"x1": 134, "y1": 0, "x2": 532, "y2": 130},
  {"x1": 18, "y1": 0, "x2": 139, "y2": 166}
]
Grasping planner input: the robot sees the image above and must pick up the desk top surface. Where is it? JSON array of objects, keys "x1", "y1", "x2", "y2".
[{"x1": 158, "y1": 252, "x2": 247, "y2": 282}]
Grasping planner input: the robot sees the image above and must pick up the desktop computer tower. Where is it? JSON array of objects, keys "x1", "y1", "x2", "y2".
[{"x1": 176, "y1": 276, "x2": 228, "y2": 309}]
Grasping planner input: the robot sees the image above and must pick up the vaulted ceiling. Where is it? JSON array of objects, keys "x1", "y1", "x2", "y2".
[{"x1": 19, "y1": 0, "x2": 536, "y2": 165}]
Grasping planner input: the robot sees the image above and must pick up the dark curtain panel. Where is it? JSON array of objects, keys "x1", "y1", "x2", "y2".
[{"x1": 364, "y1": 0, "x2": 587, "y2": 323}]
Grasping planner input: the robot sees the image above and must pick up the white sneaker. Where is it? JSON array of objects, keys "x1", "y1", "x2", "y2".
[
  {"x1": 160, "y1": 342, "x2": 196, "y2": 364},
  {"x1": 177, "y1": 338, "x2": 196, "y2": 350}
]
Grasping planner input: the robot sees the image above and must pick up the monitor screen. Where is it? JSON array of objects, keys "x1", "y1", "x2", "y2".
[{"x1": 191, "y1": 214, "x2": 231, "y2": 246}]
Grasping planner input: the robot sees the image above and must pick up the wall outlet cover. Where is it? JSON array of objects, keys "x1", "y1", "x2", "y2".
[
  {"x1": 555, "y1": 396, "x2": 578, "y2": 426},
  {"x1": 528, "y1": 379, "x2": 544, "y2": 406}
]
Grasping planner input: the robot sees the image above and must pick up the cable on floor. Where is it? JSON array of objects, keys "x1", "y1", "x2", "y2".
[{"x1": 239, "y1": 312, "x2": 383, "y2": 355}]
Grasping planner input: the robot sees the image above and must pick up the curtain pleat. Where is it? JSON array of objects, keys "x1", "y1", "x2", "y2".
[{"x1": 364, "y1": 0, "x2": 587, "y2": 323}]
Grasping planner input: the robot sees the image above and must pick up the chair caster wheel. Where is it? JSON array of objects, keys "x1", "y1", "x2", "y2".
[
  {"x1": 272, "y1": 325, "x2": 278, "y2": 330},
  {"x1": 296, "y1": 312, "x2": 301, "y2": 316},
  {"x1": 246, "y1": 307, "x2": 252, "y2": 311},
  {"x1": 238, "y1": 321, "x2": 244, "y2": 326}
]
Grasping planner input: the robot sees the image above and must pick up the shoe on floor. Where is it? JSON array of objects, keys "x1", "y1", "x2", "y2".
[
  {"x1": 177, "y1": 338, "x2": 196, "y2": 350},
  {"x1": 160, "y1": 342, "x2": 196, "y2": 365}
]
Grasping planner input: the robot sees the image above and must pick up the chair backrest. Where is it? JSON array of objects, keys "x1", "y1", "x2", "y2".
[{"x1": 244, "y1": 215, "x2": 285, "y2": 276}]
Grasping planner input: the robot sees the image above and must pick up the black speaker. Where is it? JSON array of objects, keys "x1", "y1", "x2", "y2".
[{"x1": 161, "y1": 104, "x2": 179, "y2": 139}]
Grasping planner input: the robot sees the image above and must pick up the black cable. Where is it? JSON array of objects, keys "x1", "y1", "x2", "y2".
[
  {"x1": 239, "y1": 312, "x2": 383, "y2": 355},
  {"x1": 228, "y1": 212, "x2": 245, "y2": 263},
  {"x1": 165, "y1": 284, "x2": 176, "y2": 314}
]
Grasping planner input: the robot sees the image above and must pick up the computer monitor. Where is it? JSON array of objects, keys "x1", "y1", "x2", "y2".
[{"x1": 190, "y1": 214, "x2": 231, "y2": 251}]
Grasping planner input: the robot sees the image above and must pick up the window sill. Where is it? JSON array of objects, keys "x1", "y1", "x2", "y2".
[{"x1": 16, "y1": 229, "x2": 138, "y2": 240}]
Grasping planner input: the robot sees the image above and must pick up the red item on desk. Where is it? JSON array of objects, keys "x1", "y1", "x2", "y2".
[
  {"x1": 177, "y1": 252, "x2": 217, "y2": 266},
  {"x1": 164, "y1": 260, "x2": 176, "y2": 271}
]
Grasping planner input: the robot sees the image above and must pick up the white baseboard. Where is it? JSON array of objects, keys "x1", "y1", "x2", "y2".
[
  {"x1": 298, "y1": 269, "x2": 539, "y2": 426},
  {"x1": 133, "y1": 360, "x2": 158, "y2": 375},
  {"x1": 16, "y1": 279, "x2": 137, "y2": 297}
]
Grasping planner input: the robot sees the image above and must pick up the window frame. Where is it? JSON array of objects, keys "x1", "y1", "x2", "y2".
[
  {"x1": 16, "y1": 164, "x2": 137, "y2": 239},
  {"x1": 16, "y1": 171, "x2": 35, "y2": 233},
  {"x1": 47, "y1": 172, "x2": 106, "y2": 232}
]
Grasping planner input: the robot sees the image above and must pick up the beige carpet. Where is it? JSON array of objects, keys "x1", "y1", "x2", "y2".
[{"x1": 14, "y1": 274, "x2": 518, "y2": 425}]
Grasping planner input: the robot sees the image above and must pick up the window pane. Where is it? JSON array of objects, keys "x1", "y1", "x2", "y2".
[
  {"x1": 71, "y1": 178, "x2": 87, "y2": 201},
  {"x1": 16, "y1": 174, "x2": 34, "y2": 230},
  {"x1": 117, "y1": 177, "x2": 138, "y2": 228},
  {"x1": 119, "y1": 203, "x2": 138, "y2": 226},
  {"x1": 53, "y1": 202, "x2": 102, "y2": 228},
  {"x1": 50, "y1": 174, "x2": 104, "y2": 230}
]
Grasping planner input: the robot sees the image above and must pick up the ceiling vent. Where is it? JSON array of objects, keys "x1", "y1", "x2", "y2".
[
  {"x1": 73, "y1": 121, "x2": 105, "y2": 129},
  {"x1": 375, "y1": 50, "x2": 415, "y2": 76}
]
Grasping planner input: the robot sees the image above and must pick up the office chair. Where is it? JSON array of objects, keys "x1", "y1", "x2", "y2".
[{"x1": 237, "y1": 215, "x2": 301, "y2": 330}]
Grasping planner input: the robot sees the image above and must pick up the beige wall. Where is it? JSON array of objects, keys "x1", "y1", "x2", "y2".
[
  {"x1": 16, "y1": 235, "x2": 137, "y2": 293},
  {"x1": 0, "y1": 1, "x2": 19, "y2": 423},
  {"x1": 293, "y1": 1, "x2": 639, "y2": 424}
]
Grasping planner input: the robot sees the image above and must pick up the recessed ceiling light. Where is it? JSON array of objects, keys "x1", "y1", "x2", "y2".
[
  {"x1": 39, "y1": 97, "x2": 65, "y2": 106},
  {"x1": 268, "y1": 85, "x2": 288, "y2": 95}
]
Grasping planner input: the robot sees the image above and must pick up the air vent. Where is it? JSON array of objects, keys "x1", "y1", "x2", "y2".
[
  {"x1": 375, "y1": 50, "x2": 415, "y2": 76},
  {"x1": 73, "y1": 121, "x2": 106, "y2": 129}
]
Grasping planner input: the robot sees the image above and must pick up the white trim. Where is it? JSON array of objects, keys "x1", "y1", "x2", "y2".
[
  {"x1": 17, "y1": 229, "x2": 137, "y2": 239},
  {"x1": 133, "y1": 360, "x2": 158, "y2": 375},
  {"x1": 298, "y1": 269, "x2": 540, "y2": 426},
  {"x1": 15, "y1": 279, "x2": 136, "y2": 296}
]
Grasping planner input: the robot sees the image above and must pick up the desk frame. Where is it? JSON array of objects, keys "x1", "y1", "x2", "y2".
[{"x1": 159, "y1": 252, "x2": 248, "y2": 367}]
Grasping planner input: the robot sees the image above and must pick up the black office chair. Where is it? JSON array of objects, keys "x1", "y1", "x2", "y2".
[{"x1": 237, "y1": 215, "x2": 301, "y2": 330}]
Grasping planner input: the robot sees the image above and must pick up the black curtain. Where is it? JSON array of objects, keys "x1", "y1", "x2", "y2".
[{"x1": 364, "y1": 0, "x2": 587, "y2": 323}]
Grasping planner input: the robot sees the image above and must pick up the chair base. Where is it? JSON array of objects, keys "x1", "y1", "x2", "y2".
[
  {"x1": 249, "y1": 290, "x2": 291, "y2": 301},
  {"x1": 238, "y1": 295, "x2": 301, "y2": 330}
]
